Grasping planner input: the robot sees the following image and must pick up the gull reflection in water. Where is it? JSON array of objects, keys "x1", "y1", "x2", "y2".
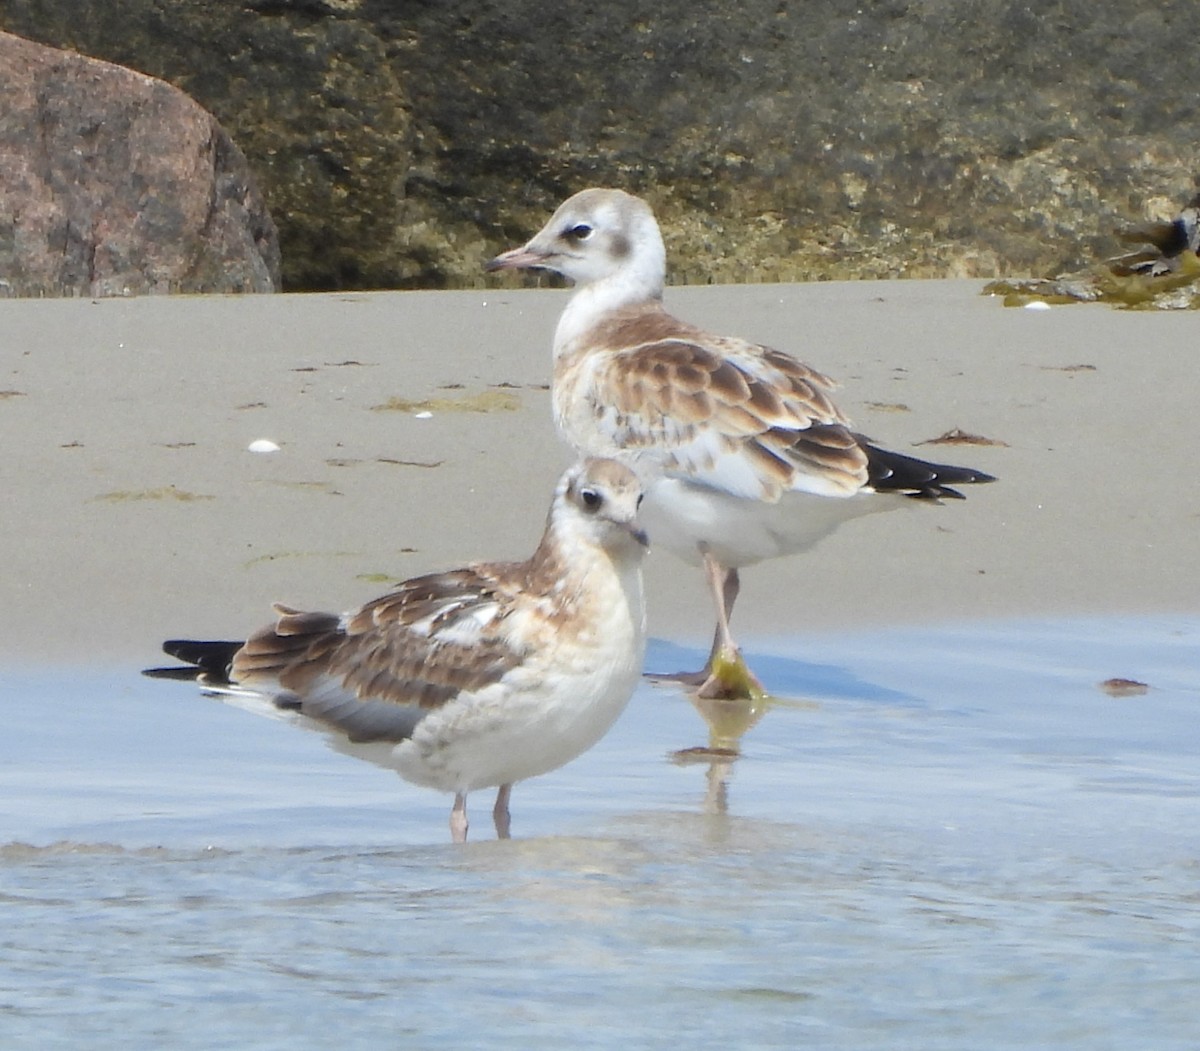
[{"x1": 669, "y1": 689, "x2": 772, "y2": 814}]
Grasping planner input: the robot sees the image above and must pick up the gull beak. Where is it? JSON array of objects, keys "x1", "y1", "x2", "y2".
[
  {"x1": 485, "y1": 243, "x2": 550, "y2": 272},
  {"x1": 627, "y1": 523, "x2": 650, "y2": 549}
]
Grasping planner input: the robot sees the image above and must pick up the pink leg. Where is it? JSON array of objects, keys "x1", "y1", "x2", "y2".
[
  {"x1": 703, "y1": 551, "x2": 741, "y2": 662},
  {"x1": 493, "y1": 784, "x2": 512, "y2": 840},
  {"x1": 647, "y1": 550, "x2": 741, "y2": 685},
  {"x1": 450, "y1": 792, "x2": 469, "y2": 843},
  {"x1": 696, "y1": 550, "x2": 765, "y2": 700}
]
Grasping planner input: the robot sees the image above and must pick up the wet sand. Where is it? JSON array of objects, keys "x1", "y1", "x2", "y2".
[{"x1": 2, "y1": 280, "x2": 1196, "y2": 664}]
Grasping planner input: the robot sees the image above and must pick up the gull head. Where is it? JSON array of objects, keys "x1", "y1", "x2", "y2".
[
  {"x1": 487, "y1": 188, "x2": 666, "y2": 296},
  {"x1": 557, "y1": 457, "x2": 650, "y2": 555}
]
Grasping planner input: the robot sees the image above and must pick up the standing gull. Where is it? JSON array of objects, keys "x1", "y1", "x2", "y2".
[
  {"x1": 487, "y1": 188, "x2": 995, "y2": 698},
  {"x1": 146, "y1": 458, "x2": 648, "y2": 843}
]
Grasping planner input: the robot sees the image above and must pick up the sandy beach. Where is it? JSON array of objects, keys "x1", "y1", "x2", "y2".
[
  {"x1": 3, "y1": 279, "x2": 1196, "y2": 665},
  {"x1": 5, "y1": 279, "x2": 1200, "y2": 1049}
]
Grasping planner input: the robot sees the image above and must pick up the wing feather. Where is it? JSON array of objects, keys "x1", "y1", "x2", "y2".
[
  {"x1": 229, "y1": 567, "x2": 527, "y2": 743},
  {"x1": 558, "y1": 306, "x2": 870, "y2": 500}
]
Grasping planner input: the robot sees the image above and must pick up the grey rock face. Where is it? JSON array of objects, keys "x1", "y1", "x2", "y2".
[
  {"x1": 0, "y1": 30, "x2": 280, "y2": 296},
  {"x1": 0, "y1": 1, "x2": 1195, "y2": 290}
]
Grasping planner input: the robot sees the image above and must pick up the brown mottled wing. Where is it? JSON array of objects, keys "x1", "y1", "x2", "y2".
[
  {"x1": 230, "y1": 567, "x2": 526, "y2": 743},
  {"x1": 575, "y1": 320, "x2": 869, "y2": 499}
]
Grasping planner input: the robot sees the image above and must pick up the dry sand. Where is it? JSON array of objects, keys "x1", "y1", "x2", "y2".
[{"x1": 2, "y1": 280, "x2": 1196, "y2": 665}]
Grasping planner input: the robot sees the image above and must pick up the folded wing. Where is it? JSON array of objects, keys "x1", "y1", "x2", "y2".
[
  {"x1": 229, "y1": 567, "x2": 527, "y2": 744},
  {"x1": 566, "y1": 310, "x2": 870, "y2": 501}
]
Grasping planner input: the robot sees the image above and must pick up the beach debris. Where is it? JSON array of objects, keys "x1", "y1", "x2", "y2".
[
  {"x1": 1108, "y1": 192, "x2": 1200, "y2": 277},
  {"x1": 984, "y1": 190, "x2": 1200, "y2": 310},
  {"x1": 372, "y1": 390, "x2": 521, "y2": 414},
  {"x1": 1098, "y1": 677, "x2": 1150, "y2": 698},
  {"x1": 492, "y1": 380, "x2": 551, "y2": 391},
  {"x1": 355, "y1": 571, "x2": 409, "y2": 585},
  {"x1": 324, "y1": 457, "x2": 444, "y2": 469},
  {"x1": 376, "y1": 457, "x2": 443, "y2": 468},
  {"x1": 267, "y1": 480, "x2": 340, "y2": 494},
  {"x1": 915, "y1": 428, "x2": 1009, "y2": 447},
  {"x1": 243, "y1": 548, "x2": 362, "y2": 568},
  {"x1": 92, "y1": 486, "x2": 214, "y2": 503},
  {"x1": 248, "y1": 439, "x2": 281, "y2": 453}
]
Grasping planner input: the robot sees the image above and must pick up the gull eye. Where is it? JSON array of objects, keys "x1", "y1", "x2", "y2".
[
  {"x1": 564, "y1": 223, "x2": 593, "y2": 243},
  {"x1": 580, "y1": 487, "x2": 603, "y2": 512}
]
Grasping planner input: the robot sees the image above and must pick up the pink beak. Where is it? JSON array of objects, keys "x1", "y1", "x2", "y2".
[{"x1": 484, "y1": 244, "x2": 549, "y2": 272}]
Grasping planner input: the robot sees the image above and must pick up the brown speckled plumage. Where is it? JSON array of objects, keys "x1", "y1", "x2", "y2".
[
  {"x1": 148, "y1": 458, "x2": 648, "y2": 841},
  {"x1": 488, "y1": 187, "x2": 996, "y2": 697}
]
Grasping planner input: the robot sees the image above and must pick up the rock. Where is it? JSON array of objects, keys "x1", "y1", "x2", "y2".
[
  {"x1": 0, "y1": 30, "x2": 279, "y2": 296},
  {"x1": 0, "y1": 1, "x2": 1197, "y2": 290}
]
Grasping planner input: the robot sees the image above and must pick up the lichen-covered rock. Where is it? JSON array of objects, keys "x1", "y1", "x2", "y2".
[
  {"x1": 0, "y1": 30, "x2": 279, "y2": 296},
  {"x1": 1, "y1": 0, "x2": 1196, "y2": 290}
]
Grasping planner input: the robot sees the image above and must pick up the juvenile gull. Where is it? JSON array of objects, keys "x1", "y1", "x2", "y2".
[
  {"x1": 488, "y1": 188, "x2": 995, "y2": 698},
  {"x1": 147, "y1": 458, "x2": 648, "y2": 843}
]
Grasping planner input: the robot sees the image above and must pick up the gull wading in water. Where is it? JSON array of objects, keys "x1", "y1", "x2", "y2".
[
  {"x1": 487, "y1": 188, "x2": 995, "y2": 699},
  {"x1": 146, "y1": 459, "x2": 648, "y2": 844}
]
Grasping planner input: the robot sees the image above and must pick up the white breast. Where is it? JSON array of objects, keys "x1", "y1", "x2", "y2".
[{"x1": 388, "y1": 554, "x2": 645, "y2": 794}]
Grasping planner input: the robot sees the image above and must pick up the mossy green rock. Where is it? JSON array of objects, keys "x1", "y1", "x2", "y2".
[{"x1": 2, "y1": 0, "x2": 1195, "y2": 290}]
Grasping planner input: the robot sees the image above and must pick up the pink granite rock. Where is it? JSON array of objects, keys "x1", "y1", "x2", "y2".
[{"x1": 0, "y1": 30, "x2": 280, "y2": 296}]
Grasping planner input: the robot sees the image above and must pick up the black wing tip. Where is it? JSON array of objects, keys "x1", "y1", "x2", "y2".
[
  {"x1": 863, "y1": 440, "x2": 998, "y2": 499},
  {"x1": 161, "y1": 638, "x2": 243, "y2": 658},
  {"x1": 940, "y1": 465, "x2": 998, "y2": 487},
  {"x1": 142, "y1": 665, "x2": 205, "y2": 681},
  {"x1": 145, "y1": 639, "x2": 244, "y2": 684}
]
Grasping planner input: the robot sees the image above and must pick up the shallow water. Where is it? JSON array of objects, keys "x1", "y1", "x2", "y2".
[{"x1": 3, "y1": 617, "x2": 1198, "y2": 1049}]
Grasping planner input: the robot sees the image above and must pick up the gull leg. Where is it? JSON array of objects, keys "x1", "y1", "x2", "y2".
[
  {"x1": 451, "y1": 792, "x2": 469, "y2": 844},
  {"x1": 646, "y1": 549, "x2": 763, "y2": 698},
  {"x1": 706, "y1": 556, "x2": 741, "y2": 661},
  {"x1": 697, "y1": 552, "x2": 766, "y2": 701},
  {"x1": 646, "y1": 548, "x2": 734, "y2": 686},
  {"x1": 493, "y1": 784, "x2": 512, "y2": 840}
]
